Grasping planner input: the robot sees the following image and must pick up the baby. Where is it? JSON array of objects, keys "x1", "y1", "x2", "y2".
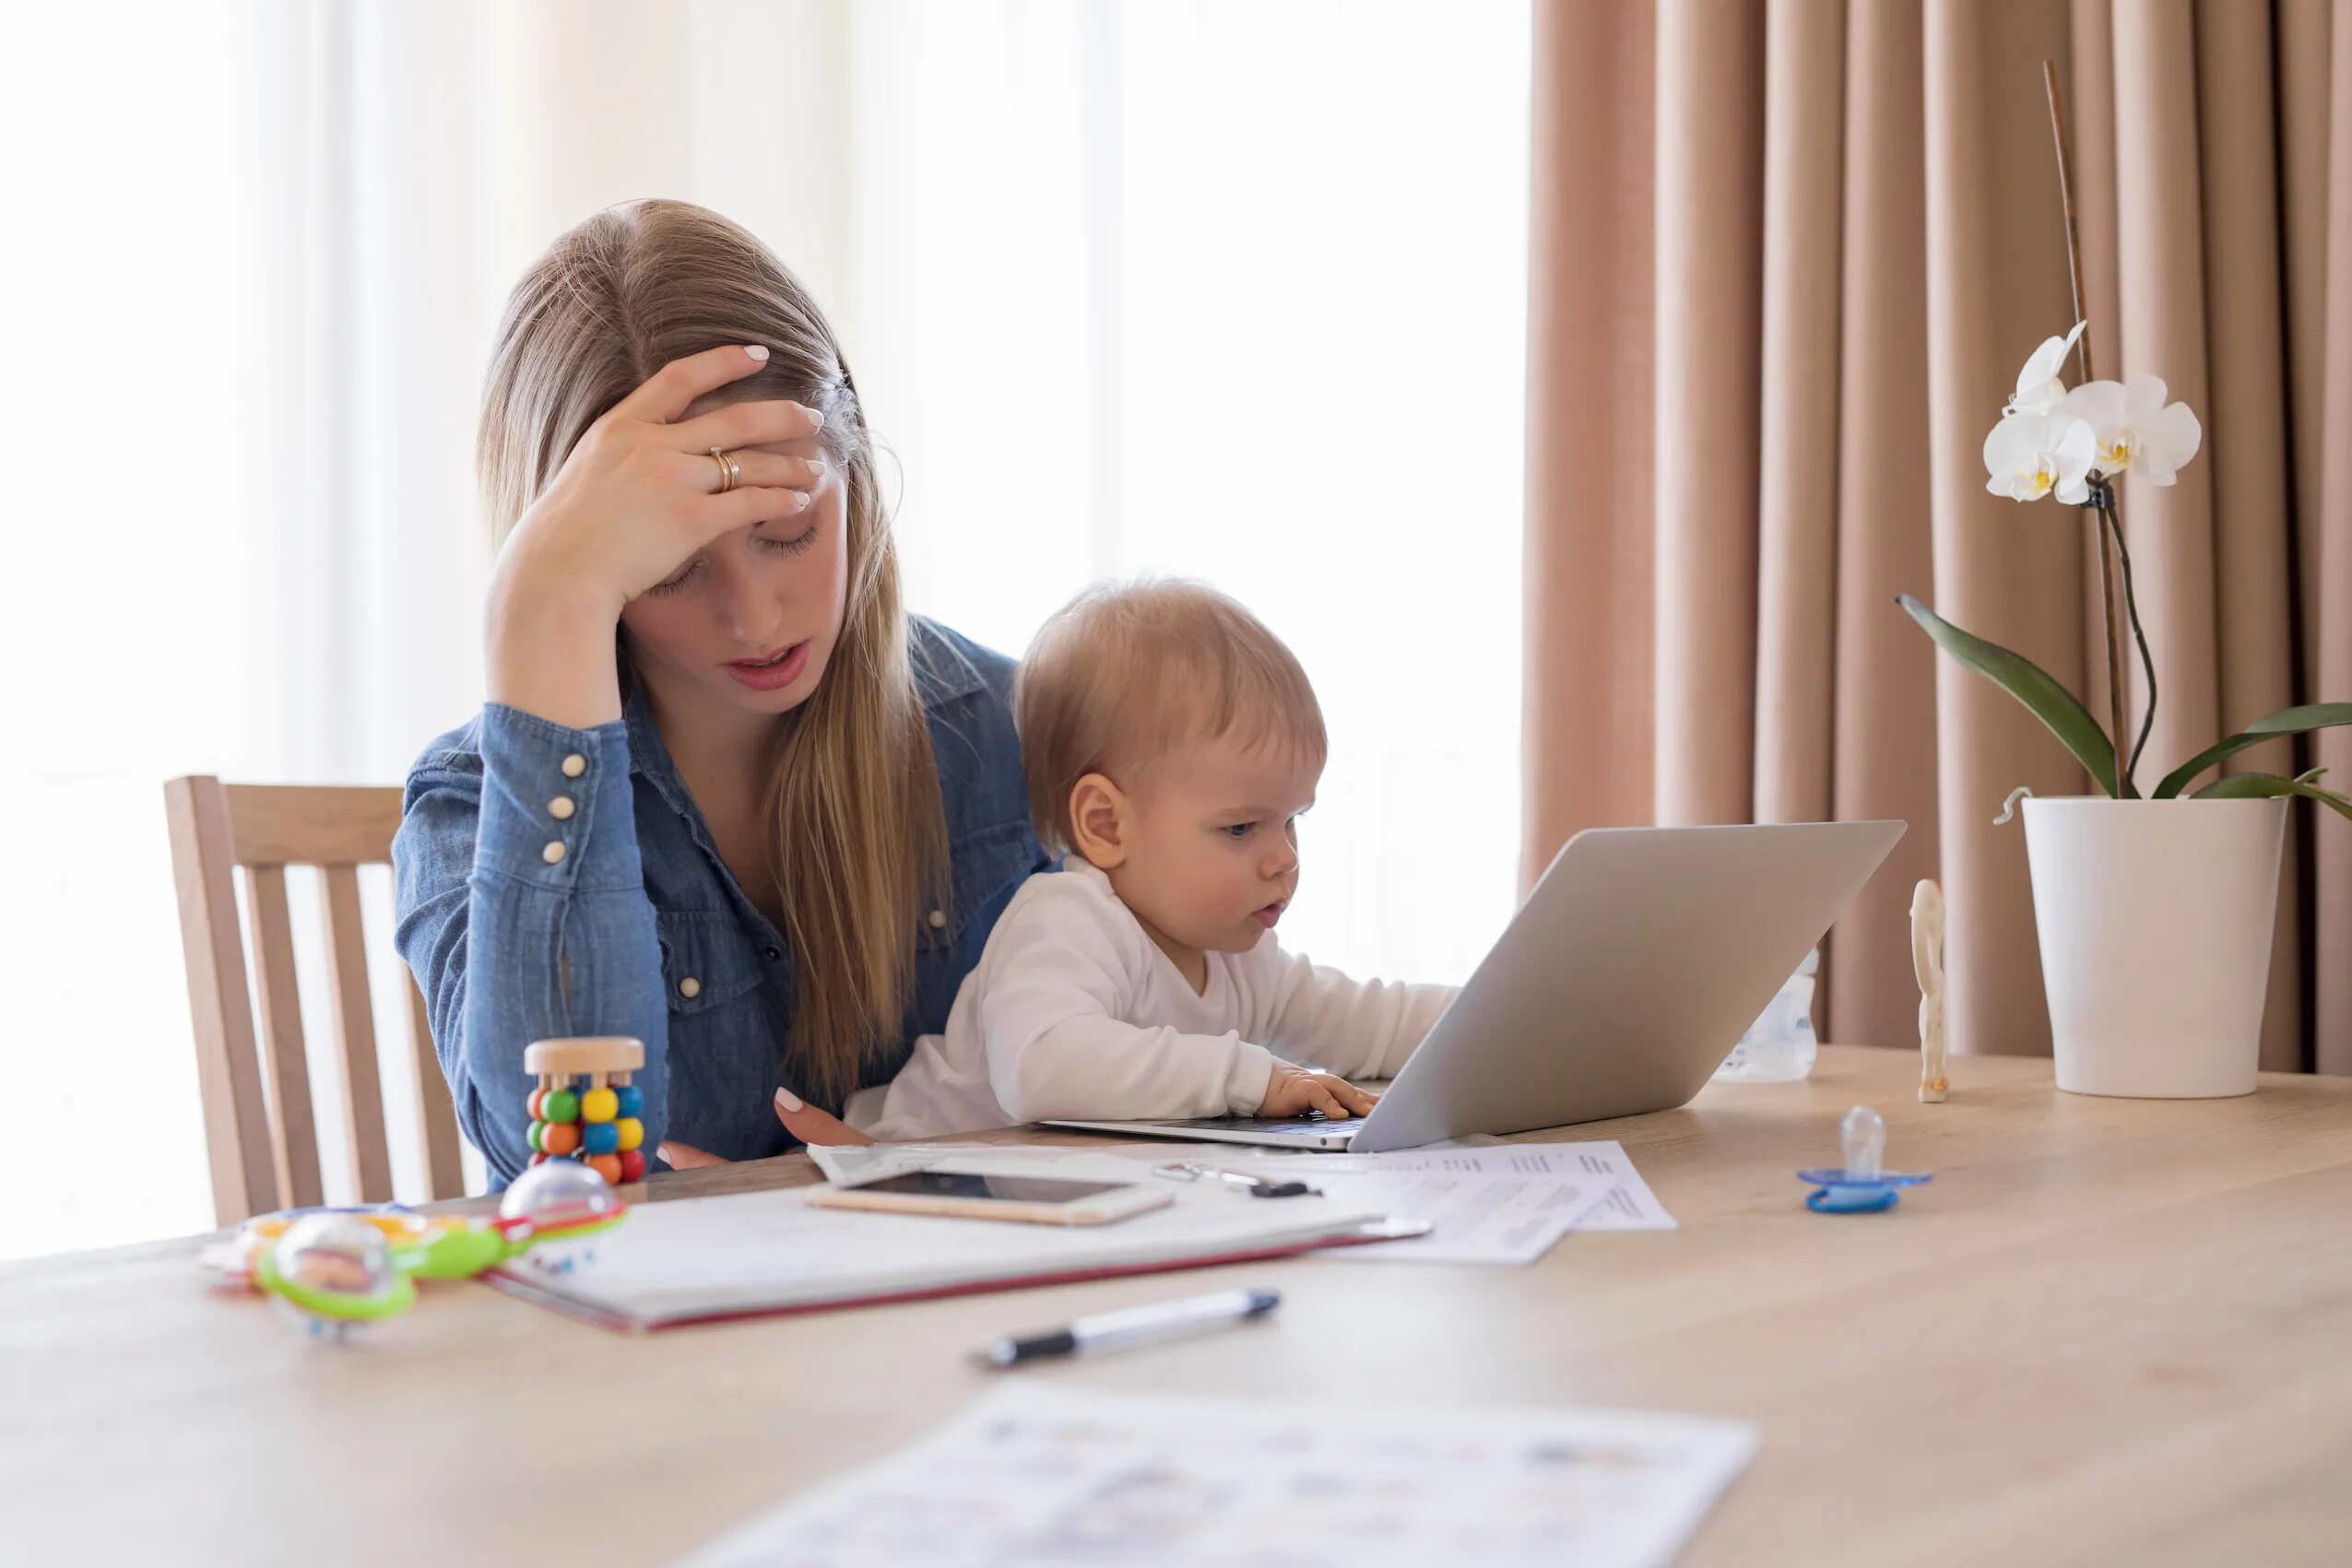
[{"x1": 833, "y1": 578, "x2": 1459, "y2": 1143}]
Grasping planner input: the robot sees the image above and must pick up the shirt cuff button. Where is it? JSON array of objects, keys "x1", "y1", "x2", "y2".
[
  {"x1": 550, "y1": 796, "x2": 576, "y2": 820},
  {"x1": 542, "y1": 841, "x2": 568, "y2": 865},
  {"x1": 679, "y1": 976, "x2": 702, "y2": 998},
  {"x1": 561, "y1": 753, "x2": 587, "y2": 778}
]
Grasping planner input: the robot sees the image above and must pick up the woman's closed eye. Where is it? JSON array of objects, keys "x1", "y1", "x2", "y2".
[
  {"x1": 644, "y1": 524, "x2": 821, "y2": 596},
  {"x1": 755, "y1": 522, "x2": 822, "y2": 558}
]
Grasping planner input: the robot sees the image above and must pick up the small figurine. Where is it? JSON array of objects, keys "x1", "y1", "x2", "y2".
[
  {"x1": 1795, "y1": 1105, "x2": 1933, "y2": 1214},
  {"x1": 526, "y1": 1036, "x2": 649, "y2": 1188},
  {"x1": 1911, "y1": 878, "x2": 1948, "y2": 1102}
]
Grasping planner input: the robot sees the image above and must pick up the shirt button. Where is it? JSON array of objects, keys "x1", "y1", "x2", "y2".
[
  {"x1": 927, "y1": 909, "x2": 948, "y2": 930},
  {"x1": 542, "y1": 841, "x2": 567, "y2": 865},
  {"x1": 679, "y1": 976, "x2": 702, "y2": 998},
  {"x1": 561, "y1": 753, "x2": 587, "y2": 778},
  {"x1": 550, "y1": 796, "x2": 576, "y2": 820}
]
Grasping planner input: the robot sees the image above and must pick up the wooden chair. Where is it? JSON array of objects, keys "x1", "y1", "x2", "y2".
[{"x1": 165, "y1": 776, "x2": 467, "y2": 1225}]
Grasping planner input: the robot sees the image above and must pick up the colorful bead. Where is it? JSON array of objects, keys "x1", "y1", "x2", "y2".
[
  {"x1": 539, "y1": 1120, "x2": 581, "y2": 1157},
  {"x1": 617, "y1": 1149, "x2": 646, "y2": 1183},
  {"x1": 585, "y1": 1153, "x2": 624, "y2": 1185},
  {"x1": 613, "y1": 1085, "x2": 644, "y2": 1117},
  {"x1": 583, "y1": 1121, "x2": 621, "y2": 1155},
  {"x1": 614, "y1": 1117, "x2": 644, "y2": 1152},
  {"x1": 529, "y1": 1150, "x2": 550, "y2": 1166},
  {"x1": 580, "y1": 1087, "x2": 619, "y2": 1124},
  {"x1": 527, "y1": 1086, "x2": 548, "y2": 1120},
  {"x1": 542, "y1": 1089, "x2": 579, "y2": 1125},
  {"x1": 527, "y1": 1120, "x2": 545, "y2": 1153}
]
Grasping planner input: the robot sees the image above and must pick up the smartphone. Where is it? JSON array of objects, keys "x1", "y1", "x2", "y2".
[{"x1": 804, "y1": 1169, "x2": 1176, "y2": 1226}]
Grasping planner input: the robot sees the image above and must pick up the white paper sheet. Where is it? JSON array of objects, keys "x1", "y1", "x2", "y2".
[
  {"x1": 1181, "y1": 1165, "x2": 1616, "y2": 1266},
  {"x1": 810, "y1": 1134, "x2": 1677, "y2": 1247},
  {"x1": 673, "y1": 1383, "x2": 1757, "y2": 1568},
  {"x1": 1237, "y1": 1138, "x2": 1680, "y2": 1232},
  {"x1": 812, "y1": 1145, "x2": 1594, "y2": 1265}
]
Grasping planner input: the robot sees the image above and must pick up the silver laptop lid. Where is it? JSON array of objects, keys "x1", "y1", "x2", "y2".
[{"x1": 1347, "y1": 820, "x2": 1903, "y2": 1153}]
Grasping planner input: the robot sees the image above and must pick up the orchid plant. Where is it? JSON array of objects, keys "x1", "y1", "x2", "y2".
[
  {"x1": 1896, "y1": 63, "x2": 2347, "y2": 821},
  {"x1": 1897, "y1": 321, "x2": 2350, "y2": 819}
]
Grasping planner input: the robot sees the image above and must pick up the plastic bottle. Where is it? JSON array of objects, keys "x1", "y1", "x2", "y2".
[{"x1": 1714, "y1": 947, "x2": 1820, "y2": 1083}]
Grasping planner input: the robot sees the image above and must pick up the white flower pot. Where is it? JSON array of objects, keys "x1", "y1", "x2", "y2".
[{"x1": 2021, "y1": 796, "x2": 2287, "y2": 1098}]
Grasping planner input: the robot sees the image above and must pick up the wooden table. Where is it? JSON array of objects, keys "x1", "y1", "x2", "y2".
[{"x1": 8, "y1": 1045, "x2": 2351, "y2": 1565}]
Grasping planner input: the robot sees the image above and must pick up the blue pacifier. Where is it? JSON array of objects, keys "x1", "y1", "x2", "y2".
[{"x1": 1796, "y1": 1105, "x2": 1932, "y2": 1214}]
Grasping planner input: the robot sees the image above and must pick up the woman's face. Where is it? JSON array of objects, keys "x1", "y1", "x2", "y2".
[{"x1": 618, "y1": 423, "x2": 848, "y2": 723}]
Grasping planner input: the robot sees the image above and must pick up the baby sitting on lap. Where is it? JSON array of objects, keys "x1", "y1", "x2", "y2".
[{"x1": 820, "y1": 578, "x2": 1460, "y2": 1144}]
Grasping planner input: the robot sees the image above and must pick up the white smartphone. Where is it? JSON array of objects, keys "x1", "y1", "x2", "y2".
[{"x1": 804, "y1": 1169, "x2": 1176, "y2": 1226}]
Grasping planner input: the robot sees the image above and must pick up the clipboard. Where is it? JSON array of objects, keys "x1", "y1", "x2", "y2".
[{"x1": 486, "y1": 1216, "x2": 1427, "y2": 1333}]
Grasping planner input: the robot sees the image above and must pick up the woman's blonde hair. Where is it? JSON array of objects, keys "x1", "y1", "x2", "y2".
[
  {"x1": 477, "y1": 198, "x2": 946, "y2": 1102},
  {"x1": 1016, "y1": 579, "x2": 1328, "y2": 856}
]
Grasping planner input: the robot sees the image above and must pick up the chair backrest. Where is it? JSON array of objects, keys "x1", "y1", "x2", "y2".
[{"x1": 164, "y1": 775, "x2": 467, "y2": 1225}]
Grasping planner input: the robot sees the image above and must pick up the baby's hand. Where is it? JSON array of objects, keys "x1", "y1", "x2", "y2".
[{"x1": 1256, "y1": 1066, "x2": 1380, "y2": 1120}]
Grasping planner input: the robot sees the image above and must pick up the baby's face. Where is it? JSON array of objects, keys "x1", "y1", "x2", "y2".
[{"x1": 1110, "y1": 734, "x2": 1320, "y2": 960}]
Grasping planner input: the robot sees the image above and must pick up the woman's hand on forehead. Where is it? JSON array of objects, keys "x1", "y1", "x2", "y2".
[{"x1": 487, "y1": 344, "x2": 833, "y2": 725}]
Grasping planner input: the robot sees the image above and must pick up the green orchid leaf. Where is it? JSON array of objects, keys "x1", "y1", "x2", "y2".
[
  {"x1": 2152, "y1": 703, "x2": 2352, "y2": 798},
  {"x1": 1897, "y1": 595, "x2": 2125, "y2": 797},
  {"x1": 2192, "y1": 771, "x2": 2352, "y2": 821}
]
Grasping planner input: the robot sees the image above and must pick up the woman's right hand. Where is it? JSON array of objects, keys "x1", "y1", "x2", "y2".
[{"x1": 485, "y1": 344, "x2": 830, "y2": 727}]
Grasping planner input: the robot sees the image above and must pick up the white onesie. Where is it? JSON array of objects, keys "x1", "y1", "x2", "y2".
[{"x1": 844, "y1": 856, "x2": 1460, "y2": 1142}]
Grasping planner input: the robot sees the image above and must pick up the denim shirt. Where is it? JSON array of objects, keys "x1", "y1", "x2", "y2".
[{"x1": 391, "y1": 617, "x2": 1048, "y2": 1184}]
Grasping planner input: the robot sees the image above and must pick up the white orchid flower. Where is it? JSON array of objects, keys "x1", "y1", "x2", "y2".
[
  {"x1": 2003, "y1": 320, "x2": 2088, "y2": 416},
  {"x1": 1983, "y1": 412, "x2": 2096, "y2": 504},
  {"x1": 2056, "y1": 374, "x2": 2203, "y2": 483}
]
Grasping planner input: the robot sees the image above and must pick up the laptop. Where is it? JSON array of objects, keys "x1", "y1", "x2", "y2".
[{"x1": 1043, "y1": 820, "x2": 1904, "y2": 1153}]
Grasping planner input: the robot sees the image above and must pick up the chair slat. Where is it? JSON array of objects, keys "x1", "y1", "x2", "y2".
[
  {"x1": 164, "y1": 777, "x2": 278, "y2": 1224},
  {"x1": 170, "y1": 775, "x2": 478, "y2": 1218},
  {"x1": 319, "y1": 865, "x2": 395, "y2": 1203},
  {"x1": 227, "y1": 786, "x2": 405, "y2": 867},
  {"x1": 244, "y1": 867, "x2": 325, "y2": 1210},
  {"x1": 408, "y1": 976, "x2": 466, "y2": 1199}
]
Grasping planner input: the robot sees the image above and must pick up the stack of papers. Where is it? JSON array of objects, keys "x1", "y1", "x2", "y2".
[
  {"x1": 676, "y1": 1383, "x2": 1757, "y2": 1568},
  {"x1": 1250, "y1": 1138, "x2": 1681, "y2": 1234},
  {"x1": 810, "y1": 1137, "x2": 1676, "y2": 1267}
]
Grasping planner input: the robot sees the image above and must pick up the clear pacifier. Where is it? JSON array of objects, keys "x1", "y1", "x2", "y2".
[{"x1": 1795, "y1": 1106, "x2": 1933, "y2": 1214}]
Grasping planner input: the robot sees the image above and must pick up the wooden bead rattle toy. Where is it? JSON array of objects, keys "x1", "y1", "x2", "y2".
[{"x1": 526, "y1": 1035, "x2": 648, "y2": 1189}]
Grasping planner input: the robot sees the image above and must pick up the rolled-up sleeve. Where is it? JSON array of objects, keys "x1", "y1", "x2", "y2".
[{"x1": 392, "y1": 703, "x2": 668, "y2": 1183}]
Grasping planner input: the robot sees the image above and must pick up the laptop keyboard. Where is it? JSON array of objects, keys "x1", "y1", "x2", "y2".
[{"x1": 1144, "y1": 1115, "x2": 1359, "y2": 1138}]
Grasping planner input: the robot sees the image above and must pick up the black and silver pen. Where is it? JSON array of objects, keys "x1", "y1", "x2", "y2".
[{"x1": 978, "y1": 1287, "x2": 1282, "y2": 1367}]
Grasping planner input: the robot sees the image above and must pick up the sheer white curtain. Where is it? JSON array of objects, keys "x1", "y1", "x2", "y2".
[{"x1": 0, "y1": 0, "x2": 1529, "y2": 1258}]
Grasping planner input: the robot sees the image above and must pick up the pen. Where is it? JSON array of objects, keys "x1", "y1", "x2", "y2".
[
  {"x1": 1152, "y1": 1161, "x2": 1322, "y2": 1198},
  {"x1": 978, "y1": 1287, "x2": 1282, "y2": 1367}
]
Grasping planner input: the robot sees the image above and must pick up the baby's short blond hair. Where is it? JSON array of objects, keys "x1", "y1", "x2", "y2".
[{"x1": 1015, "y1": 579, "x2": 1327, "y2": 856}]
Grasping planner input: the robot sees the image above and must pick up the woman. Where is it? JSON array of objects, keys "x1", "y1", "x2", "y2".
[{"x1": 393, "y1": 199, "x2": 1046, "y2": 1183}]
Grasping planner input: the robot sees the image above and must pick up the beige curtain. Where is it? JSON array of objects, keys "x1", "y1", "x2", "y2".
[{"x1": 1525, "y1": 0, "x2": 2352, "y2": 1072}]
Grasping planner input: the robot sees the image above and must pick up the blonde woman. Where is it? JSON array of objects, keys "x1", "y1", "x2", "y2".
[{"x1": 392, "y1": 201, "x2": 1046, "y2": 1183}]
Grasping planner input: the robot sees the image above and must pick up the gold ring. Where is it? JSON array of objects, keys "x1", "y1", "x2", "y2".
[{"x1": 708, "y1": 446, "x2": 738, "y2": 495}]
